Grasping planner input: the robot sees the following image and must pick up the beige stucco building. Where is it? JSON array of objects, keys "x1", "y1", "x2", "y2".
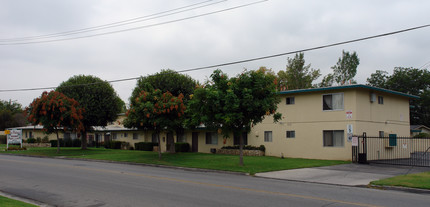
[{"x1": 8, "y1": 85, "x2": 416, "y2": 161}]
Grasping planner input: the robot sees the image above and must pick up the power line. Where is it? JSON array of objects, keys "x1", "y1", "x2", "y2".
[
  {"x1": 1, "y1": 23, "x2": 429, "y2": 92},
  {"x1": 0, "y1": 0, "x2": 226, "y2": 42},
  {"x1": 0, "y1": 0, "x2": 267, "y2": 45}
]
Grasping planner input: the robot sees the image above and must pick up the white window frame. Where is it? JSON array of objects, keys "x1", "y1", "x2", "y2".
[
  {"x1": 133, "y1": 133, "x2": 138, "y2": 140},
  {"x1": 286, "y1": 131, "x2": 295, "y2": 138},
  {"x1": 112, "y1": 133, "x2": 117, "y2": 140},
  {"x1": 378, "y1": 96, "x2": 384, "y2": 105},
  {"x1": 264, "y1": 131, "x2": 273, "y2": 142},
  {"x1": 322, "y1": 93, "x2": 344, "y2": 111},
  {"x1": 205, "y1": 132, "x2": 218, "y2": 145},
  {"x1": 323, "y1": 130, "x2": 344, "y2": 147},
  {"x1": 286, "y1": 97, "x2": 295, "y2": 105}
]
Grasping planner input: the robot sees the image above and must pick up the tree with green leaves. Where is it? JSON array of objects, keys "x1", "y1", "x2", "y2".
[
  {"x1": 186, "y1": 68, "x2": 282, "y2": 166},
  {"x1": 366, "y1": 67, "x2": 430, "y2": 126},
  {"x1": 277, "y1": 53, "x2": 321, "y2": 90},
  {"x1": 0, "y1": 100, "x2": 25, "y2": 130},
  {"x1": 26, "y1": 91, "x2": 84, "y2": 153},
  {"x1": 57, "y1": 75, "x2": 124, "y2": 149},
  {"x1": 332, "y1": 50, "x2": 360, "y2": 85},
  {"x1": 124, "y1": 84, "x2": 186, "y2": 160},
  {"x1": 130, "y1": 69, "x2": 197, "y2": 153}
]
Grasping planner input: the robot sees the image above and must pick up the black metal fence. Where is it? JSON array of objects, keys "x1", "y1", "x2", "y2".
[{"x1": 352, "y1": 133, "x2": 430, "y2": 167}]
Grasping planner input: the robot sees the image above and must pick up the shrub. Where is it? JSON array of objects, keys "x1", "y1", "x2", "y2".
[
  {"x1": 7, "y1": 146, "x2": 27, "y2": 151},
  {"x1": 27, "y1": 138, "x2": 36, "y2": 143},
  {"x1": 414, "y1": 133, "x2": 430, "y2": 138},
  {"x1": 175, "y1": 142, "x2": 190, "y2": 152},
  {"x1": 0, "y1": 135, "x2": 6, "y2": 144},
  {"x1": 221, "y1": 145, "x2": 265, "y2": 152},
  {"x1": 42, "y1": 136, "x2": 50, "y2": 143},
  {"x1": 105, "y1": 141, "x2": 123, "y2": 149},
  {"x1": 36, "y1": 137, "x2": 42, "y2": 143},
  {"x1": 72, "y1": 139, "x2": 82, "y2": 147},
  {"x1": 135, "y1": 142, "x2": 157, "y2": 151}
]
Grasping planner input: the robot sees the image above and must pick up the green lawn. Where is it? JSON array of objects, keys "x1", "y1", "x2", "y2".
[
  {"x1": 0, "y1": 145, "x2": 349, "y2": 174},
  {"x1": 371, "y1": 171, "x2": 430, "y2": 190},
  {"x1": 0, "y1": 195, "x2": 37, "y2": 207}
]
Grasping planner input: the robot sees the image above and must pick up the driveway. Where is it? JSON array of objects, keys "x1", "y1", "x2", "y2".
[{"x1": 255, "y1": 163, "x2": 430, "y2": 186}]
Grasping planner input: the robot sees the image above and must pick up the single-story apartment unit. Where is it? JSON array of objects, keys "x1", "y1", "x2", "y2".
[{"x1": 9, "y1": 84, "x2": 417, "y2": 161}]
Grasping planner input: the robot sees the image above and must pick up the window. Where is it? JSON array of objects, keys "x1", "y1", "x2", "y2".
[
  {"x1": 323, "y1": 130, "x2": 344, "y2": 147},
  {"x1": 286, "y1": 97, "x2": 295, "y2": 105},
  {"x1": 286, "y1": 131, "x2": 295, "y2": 138},
  {"x1": 176, "y1": 131, "x2": 186, "y2": 142},
  {"x1": 152, "y1": 133, "x2": 159, "y2": 143},
  {"x1": 379, "y1": 131, "x2": 384, "y2": 138},
  {"x1": 112, "y1": 133, "x2": 117, "y2": 140},
  {"x1": 124, "y1": 133, "x2": 128, "y2": 138},
  {"x1": 133, "y1": 133, "x2": 138, "y2": 140},
  {"x1": 25, "y1": 131, "x2": 28, "y2": 138},
  {"x1": 323, "y1": 93, "x2": 343, "y2": 111},
  {"x1": 205, "y1": 132, "x2": 218, "y2": 145},
  {"x1": 378, "y1": 96, "x2": 384, "y2": 104},
  {"x1": 264, "y1": 131, "x2": 272, "y2": 142}
]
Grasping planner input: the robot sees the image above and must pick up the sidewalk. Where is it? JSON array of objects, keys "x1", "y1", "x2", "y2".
[{"x1": 255, "y1": 163, "x2": 430, "y2": 186}]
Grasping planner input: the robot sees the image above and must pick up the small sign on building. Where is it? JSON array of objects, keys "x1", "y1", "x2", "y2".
[
  {"x1": 347, "y1": 124, "x2": 353, "y2": 142},
  {"x1": 346, "y1": 110, "x2": 352, "y2": 119}
]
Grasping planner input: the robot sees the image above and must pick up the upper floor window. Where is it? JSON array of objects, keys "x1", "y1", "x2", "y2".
[
  {"x1": 133, "y1": 133, "x2": 138, "y2": 140},
  {"x1": 378, "y1": 96, "x2": 384, "y2": 104},
  {"x1": 286, "y1": 130, "x2": 295, "y2": 138},
  {"x1": 323, "y1": 93, "x2": 343, "y2": 111},
  {"x1": 286, "y1": 97, "x2": 295, "y2": 105}
]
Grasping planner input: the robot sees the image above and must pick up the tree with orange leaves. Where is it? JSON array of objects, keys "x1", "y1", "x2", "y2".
[
  {"x1": 26, "y1": 91, "x2": 84, "y2": 153},
  {"x1": 124, "y1": 83, "x2": 186, "y2": 160}
]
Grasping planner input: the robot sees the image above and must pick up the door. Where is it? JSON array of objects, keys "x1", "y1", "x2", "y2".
[{"x1": 192, "y1": 132, "x2": 199, "y2": 152}]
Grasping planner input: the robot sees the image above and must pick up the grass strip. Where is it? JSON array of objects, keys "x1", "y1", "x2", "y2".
[
  {"x1": 0, "y1": 195, "x2": 37, "y2": 207},
  {"x1": 371, "y1": 171, "x2": 430, "y2": 190},
  {"x1": 0, "y1": 146, "x2": 349, "y2": 174}
]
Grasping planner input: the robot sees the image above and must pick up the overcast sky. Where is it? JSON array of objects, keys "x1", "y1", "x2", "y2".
[{"x1": 1, "y1": 0, "x2": 429, "y2": 107}]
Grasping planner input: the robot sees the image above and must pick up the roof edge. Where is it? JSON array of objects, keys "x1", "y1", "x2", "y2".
[{"x1": 279, "y1": 84, "x2": 419, "y2": 99}]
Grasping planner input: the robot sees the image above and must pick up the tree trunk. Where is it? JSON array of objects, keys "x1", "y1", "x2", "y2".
[
  {"x1": 81, "y1": 131, "x2": 88, "y2": 150},
  {"x1": 56, "y1": 129, "x2": 60, "y2": 154},
  {"x1": 239, "y1": 133, "x2": 244, "y2": 166}
]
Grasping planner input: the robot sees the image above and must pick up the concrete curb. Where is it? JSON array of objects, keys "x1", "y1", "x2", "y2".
[{"x1": 0, "y1": 190, "x2": 53, "y2": 207}]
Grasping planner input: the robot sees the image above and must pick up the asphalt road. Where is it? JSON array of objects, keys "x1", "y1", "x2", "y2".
[{"x1": 0, "y1": 154, "x2": 429, "y2": 207}]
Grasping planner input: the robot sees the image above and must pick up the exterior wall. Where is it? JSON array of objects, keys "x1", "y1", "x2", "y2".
[{"x1": 249, "y1": 88, "x2": 411, "y2": 160}]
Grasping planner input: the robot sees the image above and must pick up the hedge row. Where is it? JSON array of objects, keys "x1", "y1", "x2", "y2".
[
  {"x1": 104, "y1": 141, "x2": 124, "y2": 149},
  {"x1": 221, "y1": 145, "x2": 265, "y2": 152},
  {"x1": 134, "y1": 142, "x2": 158, "y2": 151},
  {"x1": 175, "y1": 142, "x2": 190, "y2": 152},
  {"x1": 50, "y1": 139, "x2": 82, "y2": 147},
  {"x1": 0, "y1": 135, "x2": 6, "y2": 144}
]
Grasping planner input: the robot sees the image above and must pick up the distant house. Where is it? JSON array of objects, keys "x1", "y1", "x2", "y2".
[{"x1": 410, "y1": 125, "x2": 430, "y2": 137}]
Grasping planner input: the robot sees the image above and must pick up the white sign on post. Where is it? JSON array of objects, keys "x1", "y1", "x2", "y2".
[
  {"x1": 347, "y1": 124, "x2": 353, "y2": 142},
  {"x1": 6, "y1": 129, "x2": 22, "y2": 149}
]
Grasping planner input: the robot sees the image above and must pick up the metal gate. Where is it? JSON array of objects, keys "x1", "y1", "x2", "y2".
[{"x1": 352, "y1": 132, "x2": 430, "y2": 167}]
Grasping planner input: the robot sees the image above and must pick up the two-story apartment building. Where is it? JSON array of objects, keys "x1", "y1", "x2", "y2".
[
  {"x1": 249, "y1": 84, "x2": 416, "y2": 160},
  {"x1": 9, "y1": 85, "x2": 416, "y2": 161}
]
